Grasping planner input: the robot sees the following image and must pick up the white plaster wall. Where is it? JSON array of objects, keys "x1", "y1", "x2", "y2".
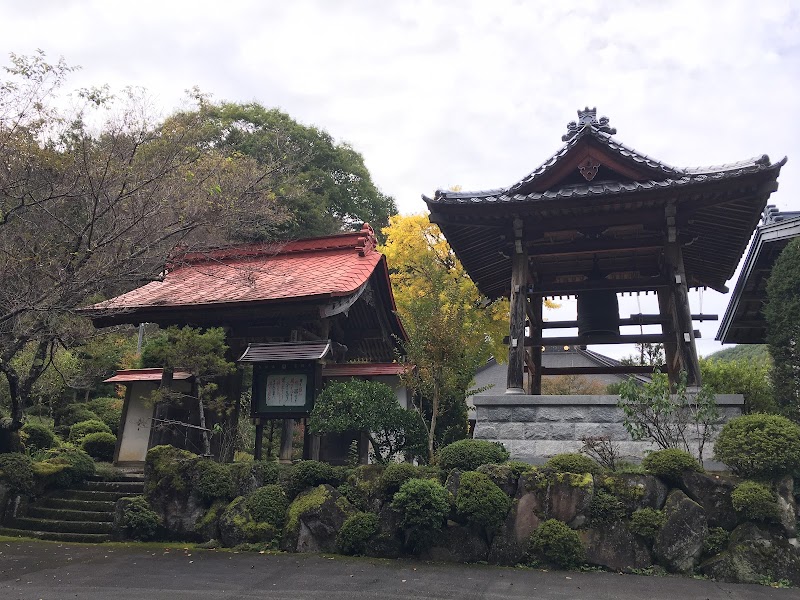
[{"x1": 116, "y1": 381, "x2": 157, "y2": 463}]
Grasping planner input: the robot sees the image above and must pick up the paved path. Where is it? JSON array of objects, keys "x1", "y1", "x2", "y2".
[{"x1": 0, "y1": 540, "x2": 797, "y2": 600}]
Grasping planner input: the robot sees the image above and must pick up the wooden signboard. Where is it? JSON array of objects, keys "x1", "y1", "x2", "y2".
[{"x1": 251, "y1": 361, "x2": 319, "y2": 417}]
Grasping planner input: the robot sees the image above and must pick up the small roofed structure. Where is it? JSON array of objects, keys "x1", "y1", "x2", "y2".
[
  {"x1": 425, "y1": 108, "x2": 785, "y2": 393},
  {"x1": 717, "y1": 206, "x2": 800, "y2": 344},
  {"x1": 87, "y1": 224, "x2": 409, "y2": 465}
]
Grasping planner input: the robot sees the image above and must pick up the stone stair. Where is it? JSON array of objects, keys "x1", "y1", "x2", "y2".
[{"x1": 0, "y1": 475, "x2": 144, "y2": 543}]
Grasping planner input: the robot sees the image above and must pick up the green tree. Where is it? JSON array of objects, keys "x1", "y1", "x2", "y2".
[
  {"x1": 308, "y1": 379, "x2": 425, "y2": 464},
  {"x1": 0, "y1": 53, "x2": 300, "y2": 434},
  {"x1": 140, "y1": 326, "x2": 236, "y2": 457},
  {"x1": 765, "y1": 237, "x2": 800, "y2": 420},
  {"x1": 380, "y1": 214, "x2": 508, "y2": 462},
  {"x1": 699, "y1": 357, "x2": 776, "y2": 414},
  {"x1": 179, "y1": 100, "x2": 397, "y2": 240}
]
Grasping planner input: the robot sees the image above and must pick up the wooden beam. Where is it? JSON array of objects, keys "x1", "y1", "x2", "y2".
[
  {"x1": 540, "y1": 313, "x2": 718, "y2": 329},
  {"x1": 541, "y1": 365, "x2": 668, "y2": 375},
  {"x1": 506, "y1": 331, "x2": 702, "y2": 346},
  {"x1": 530, "y1": 276, "x2": 669, "y2": 295},
  {"x1": 526, "y1": 237, "x2": 662, "y2": 258}
]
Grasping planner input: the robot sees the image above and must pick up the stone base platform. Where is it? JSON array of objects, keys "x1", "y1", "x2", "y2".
[{"x1": 472, "y1": 394, "x2": 744, "y2": 470}]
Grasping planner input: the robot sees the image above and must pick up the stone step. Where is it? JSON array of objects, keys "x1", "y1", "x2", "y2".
[
  {"x1": 39, "y1": 497, "x2": 116, "y2": 512},
  {"x1": 50, "y1": 489, "x2": 130, "y2": 502},
  {"x1": 8, "y1": 517, "x2": 113, "y2": 535},
  {"x1": 83, "y1": 480, "x2": 144, "y2": 493},
  {"x1": 26, "y1": 506, "x2": 114, "y2": 522},
  {"x1": 0, "y1": 526, "x2": 111, "y2": 544}
]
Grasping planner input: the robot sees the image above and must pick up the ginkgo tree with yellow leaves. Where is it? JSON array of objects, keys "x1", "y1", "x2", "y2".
[{"x1": 380, "y1": 214, "x2": 509, "y2": 462}]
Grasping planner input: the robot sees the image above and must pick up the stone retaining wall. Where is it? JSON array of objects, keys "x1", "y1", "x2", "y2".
[{"x1": 472, "y1": 394, "x2": 744, "y2": 469}]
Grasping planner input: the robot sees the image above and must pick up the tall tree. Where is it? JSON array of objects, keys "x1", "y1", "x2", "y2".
[
  {"x1": 765, "y1": 237, "x2": 800, "y2": 420},
  {"x1": 380, "y1": 214, "x2": 509, "y2": 462},
  {"x1": 181, "y1": 100, "x2": 397, "y2": 240},
  {"x1": 0, "y1": 53, "x2": 296, "y2": 434}
]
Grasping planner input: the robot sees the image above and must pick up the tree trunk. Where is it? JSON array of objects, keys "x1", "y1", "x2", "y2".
[{"x1": 428, "y1": 382, "x2": 439, "y2": 464}]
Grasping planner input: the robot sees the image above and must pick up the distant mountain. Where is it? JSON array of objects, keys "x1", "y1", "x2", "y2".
[{"x1": 705, "y1": 344, "x2": 771, "y2": 363}]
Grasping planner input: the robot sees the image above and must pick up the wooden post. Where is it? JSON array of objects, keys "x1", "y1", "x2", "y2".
[
  {"x1": 279, "y1": 419, "x2": 294, "y2": 464},
  {"x1": 529, "y1": 295, "x2": 543, "y2": 395},
  {"x1": 310, "y1": 434, "x2": 321, "y2": 461},
  {"x1": 253, "y1": 419, "x2": 264, "y2": 460},
  {"x1": 663, "y1": 205, "x2": 701, "y2": 386},
  {"x1": 657, "y1": 289, "x2": 680, "y2": 387},
  {"x1": 507, "y1": 219, "x2": 528, "y2": 393}
]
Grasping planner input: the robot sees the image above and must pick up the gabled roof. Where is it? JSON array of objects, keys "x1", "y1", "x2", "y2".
[
  {"x1": 89, "y1": 225, "x2": 382, "y2": 312},
  {"x1": 104, "y1": 368, "x2": 193, "y2": 383},
  {"x1": 424, "y1": 108, "x2": 785, "y2": 299},
  {"x1": 238, "y1": 341, "x2": 332, "y2": 362},
  {"x1": 717, "y1": 207, "x2": 800, "y2": 344}
]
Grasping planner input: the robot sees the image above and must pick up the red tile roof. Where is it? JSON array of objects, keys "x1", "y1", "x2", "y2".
[{"x1": 91, "y1": 225, "x2": 383, "y2": 310}]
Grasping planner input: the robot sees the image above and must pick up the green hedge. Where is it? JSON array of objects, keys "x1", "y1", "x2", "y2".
[
  {"x1": 246, "y1": 485, "x2": 288, "y2": 527},
  {"x1": 81, "y1": 432, "x2": 117, "y2": 462},
  {"x1": 641, "y1": 449, "x2": 701, "y2": 480},
  {"x1": 545, "y1": 453, "x2": 601, "y2": 476},
  {"x1": 455, "y1": 471, "x2": 511, "y2": 530},
  {"x1": 528, "y1": 519, "x2": 585, "y2": 568},
  {"x1": 21, "y1": 422, "x2": 58, "y2": 452},
  {"x1": 0, "y1": 452, "x2": 35, "y2": 493},
  {"x1": 68, "y1": 419, "x2": 112, "y2": 443},
  {"x1": 336, "y1": 511, "x2": 379, "y2": 556},
  {"x1": 731, "y1": 481, "x2": 779, "y2": 521},
  {"x1": 392, "y1": 478, "x2": 451, "y2": 551}
]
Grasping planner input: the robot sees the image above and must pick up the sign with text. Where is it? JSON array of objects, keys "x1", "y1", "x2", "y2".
[
  {"x1": 265, "y1": 374, "x2": 307, "y2": 407},
  {"x1": 251, "y1": 362, "x2": 317, "y2": 417}
]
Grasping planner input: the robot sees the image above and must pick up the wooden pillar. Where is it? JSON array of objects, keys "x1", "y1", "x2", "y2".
[
  {"x1": 279, "y1": 419, "x2": 295, "y2": 464},
  {"x1": 663, "y1": 204, "x2": 701, "y2": 386},
  {"x1": 507, "y1": 219, "x2": 528, "y2": 393},
  {"x1": 657, "y1": 289, "x2": 680, "y2": 387},
  {"x1": 253, "y1": 419, "x2": 264, "y2": 460},
  {"x1": 526, "y1": 295, "x2": 543, "y2": 395}
]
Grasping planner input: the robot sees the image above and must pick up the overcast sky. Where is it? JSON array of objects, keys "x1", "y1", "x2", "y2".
[{"x1": 3, "y1": 0, "x2": 799, "y2": 358}]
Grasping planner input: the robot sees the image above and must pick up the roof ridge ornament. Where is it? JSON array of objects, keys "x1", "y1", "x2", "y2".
[{"x1": 562, "y1": 107, "x2": 617, "y2": 141}]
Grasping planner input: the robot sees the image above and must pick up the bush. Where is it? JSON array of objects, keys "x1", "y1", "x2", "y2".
[
  {"x1": 194, "y1": 459, "x2": 236, "y2": 503},
  {"x1": 713, "y1": 414, "x2": 800, "y2": 478},
  {"x1": 703, "y1": 527, "x2": 730, "y2": 556},
  {"x1": 545, "y1": 453, "x2": 602, "y2": 476},
  {"x1": 0, "y1": 452, "x2": 35, "y2": 493},
  {"x1": 589, "y1": 489, "x2": 626, "y2": 525},
  {"x1": 630, "y1": 508, "x2": 666, "y2": 539},
  {"x1": 437, "y1": 439, "x2": 509, "y2": 472},
  {"x1": 57, "y1": 404, "x2": 100, "y2": 427},
  {"x1": 120, "y1": 496, "x2": 161, "y2": 541},
  {"x1": 253, "y1": 461, "x2": 282, "y2": 486},
  {"x1": 392, "y1": 478, "x2": 451, "y2": 551},
  {"x1": 246, "y1": 485, "x2": 288, "y2": 527},
  {"x1": 21, "y1": 422, "x2": 57, "y2": 452},
  {"x1": 336, "y1": 511, "x2": 379, "y2": 555},
  {"x1": 641, "y1": 448, "x2": 702, "y2": 480},
  {"x1": 42, "y1": 446, "x2": 95, "y2": 487},
  {"x1": 731, "y1": 481, "x2": 780, "y2": 521},
  {"x1": 145, "y1": 445, "x2": 197, "y2": 497},
  {"x1": 86, "y1": 397, "x2": 123, "y2": 434},
  {"x1": 81, "y1": 432, "x2": 117, "y2": 462},
  {"x1": 285, "y1": 460, "x2": 337, "y2": 498},
  {"x1": 455, "y1": 471, "x2": 511, "y2": 530},
  {"x1": 379, "y1": 463, "x2": 420, "y2": 497},
  {"x1": 528, "y1": 519, "x2": 585, "y2": 569},
  {"x1": 68, "y1": 419, "x2": 112, "y2": 443}
]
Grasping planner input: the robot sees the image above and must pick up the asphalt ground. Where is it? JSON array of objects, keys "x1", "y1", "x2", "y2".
[{"x1": 0, "y1": 539, "x2": 797, "y2": 600}]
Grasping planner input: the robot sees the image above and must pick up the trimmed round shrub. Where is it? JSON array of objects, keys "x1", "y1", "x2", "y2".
[
  {"x1": 246, "y1": 484, "x2": 288, "y2": 527},
  {"x1": 68, "y1": 419, "x2": 112, "y2": 443},
  {"x1": 81, "y1": 432, "x2": 117, "y2": 462},
  {"x1": 714, "y1": 414, "x2": 800, "y2": 478},
  {"x1": 630, "y1": 508, "x2": 666, "y2": 539},
  {"x1": 57, "y1": 404, "x2": 100, "y2": 427},
  {"x1": 455, "y1": 471, "x2": 511, "y2": 530},
  {"x1": 589, "y1": 489, "x2": 626, "y2": 524},
  {"x1": 641, "y1": 449, "x2": 702, "y2": 480},
  {"x1": 21, "y1": 422, "x2": 57, "y2": 452},
  {"x1": 285, "y1": 460, "x2": 337, "y2": 498},
  {"x1": 145, "y1": 444, "x2": 197, "y2": 496},
  {"x1": 438, "y1": 439, "x2": 509, "y2": 472},
  {"x1": 43, "y1": 446, "x2": 96, "y2": 487},
  {"x1": 528, "y1": 518, "x2": 585, "y2": 569},
  {"x1": 336, "y1": 511, "x2": 379, "y2": 555},
  {"x1": 380, "y1": 462, "x2": 420, "y2": 497},
  {"x1": 86, "y1": 397, "x2": 123, "y2": 434},
  {"x1": 253, "y1": 461, "x2": 282, "y2": 486},
  {"x1": 545, "y1": 453, "x2": 601, "y2": 476},
  {"x1": 0, "y1": 452, "x2": 35, "y2": 493},
  {"x1": 120, "y1": 495, "x2": 161, "y2": 541},
  {"x1": 731, "y1": 481, "x2": 780, "y2": 521},
  {"x1": 703, "y1": 527, "x2": 730, "y2": 556},
  {"x1": 194, "y1": 459, "x2": 236, "y2": 503},
  {"x1": 392, "y1": 478, "x2": 451, "y2": 551}
]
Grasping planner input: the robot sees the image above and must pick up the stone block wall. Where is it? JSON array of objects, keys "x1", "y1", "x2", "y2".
[{"x1": 472, "y1": 394, "x2": 743, "y2": 469}]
